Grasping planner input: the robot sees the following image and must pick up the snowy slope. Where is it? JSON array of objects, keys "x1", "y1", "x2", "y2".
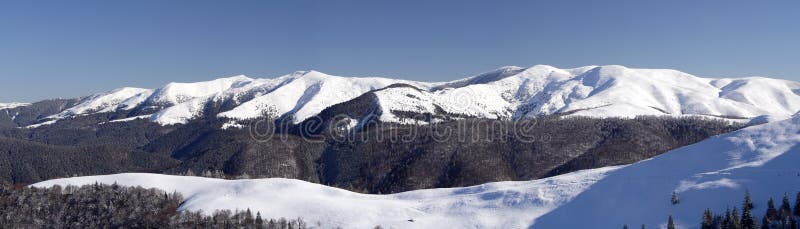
[
  {"x1": 217, "y1": 71, "x2": 434, "y2": 123},
  {"x1": 27, "y1": 65, "x2": 800, "y2": 126},
  {"x1": 144, "y1": 75, "x2": 254, "y2": 106},
  {"x1": 32, "y1": 167, "x2": 619, "y2": 229},
  {"x1": 533, "y1": 115, "x2": 800, "y2": 228},
  {"x1": 49, "y1": 87, "x2": 153, "y2": 119}
]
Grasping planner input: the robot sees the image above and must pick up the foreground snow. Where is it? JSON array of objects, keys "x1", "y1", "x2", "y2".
[
  {"x1": 534, "y1": 115, "x2": 800, "y2": 228},
  {"x1": 32, "y1": 167, "x2": 619, "y2": 228},
  {"x1": 26, "y1": 65, "x2": 800, "y2": 127}
]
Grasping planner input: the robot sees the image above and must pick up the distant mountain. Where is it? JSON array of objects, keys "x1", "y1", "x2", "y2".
[{"x1": 8, "y1": 65, "x2": 800, "y2": 128}]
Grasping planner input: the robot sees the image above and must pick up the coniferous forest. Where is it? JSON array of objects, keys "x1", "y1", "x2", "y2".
[{"x1": 627, "y1": 191, "x2": 800, "y2": 229}]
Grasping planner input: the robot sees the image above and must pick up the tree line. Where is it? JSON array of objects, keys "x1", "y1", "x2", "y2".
[{"x1": 695, "y1": 191, "x2": 800, "y2": 229}]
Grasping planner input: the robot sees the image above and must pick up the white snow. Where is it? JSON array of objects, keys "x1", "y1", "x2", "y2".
[
  {"x1": 31, "y1": 166, "x2": 620, "y2": 229},
  {"x1": 217, "y1": 71, "x2": 435, "y2": 124},
  {"x1": 99, "y1": 115, "x2": 151, "y2": 124},
  {"x1": 23, "y1": 119, "x2": 57, "y2": 128},
  {"x1": 49, "y1": 87, "x2": 153, "y2": 119},
  {"x1": 0, "y1": 102, "x2": 30, "y2": 110},
  {"x1": 220, "y1": 120, "x2": 245, "y2": 129},
  {"x1": 533, "y1": 113, "x2": 800, "y2": 229},
  {"x1": 146, "y1": 75, "x2": 254, "y2": 106}
]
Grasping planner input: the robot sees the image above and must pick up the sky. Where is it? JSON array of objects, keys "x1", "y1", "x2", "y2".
[{"x1": 1, "y1": 0, "x2": 799, "y2": 102}]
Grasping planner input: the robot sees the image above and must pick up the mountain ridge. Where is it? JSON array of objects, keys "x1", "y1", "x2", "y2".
[{"x1": 8, "y1": 65, "x2": 800, "y2": 128}]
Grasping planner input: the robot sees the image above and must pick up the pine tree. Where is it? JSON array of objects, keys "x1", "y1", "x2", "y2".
[
  {"x1": 794, "y1": 192, "x2": 800, "y2": 218},
  {"x1": 723, "y1": 207, "x2": 733, "y2": 229},
  {"x1": 668, "y1": 215, "x2": 676, "y2": 229},
  {"x1": 255, "y1": 212, "x2": 264, "y2": 228},
  {"x1": 745, "y1": 190, "x2": 754, "y2": 211},
  {"x1": 760, "y1": 215, "x2": 770, "y2": 229},
  {"x1": 766, "y1": 198, "x2": 778, "y2": 221},
  {"x1": 623, "y1": 224, "x2": 629, "y2": 229},
  {"x1": 641, "y1": 224, "x2": 646, "y2": 229},
  {"x1": 702, "y1": 209, "x2": 714, "y2": 229},
  {"x1": 244, "y1": 208, "x2": 254, "y2": 226},
  {"x1": 742, "y1": 202, "x2": 757, "y2": 229},
  {"x1": 781, "y1": 193, "x2": 792, "y2": 218},
  {"x1": 732, "y1": 207, "x2": 742, "y2": 229},
  {"x1": 672, "y1": 191, "x2": 680, "y2": 205}
]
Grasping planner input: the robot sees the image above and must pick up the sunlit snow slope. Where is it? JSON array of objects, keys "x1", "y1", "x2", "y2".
[
  {"x1": 533, "y1": 115, "x2": 800, "y2": 229},
  {"x1": 32, "y1": 167, "x2": 619, "y2": 228}
]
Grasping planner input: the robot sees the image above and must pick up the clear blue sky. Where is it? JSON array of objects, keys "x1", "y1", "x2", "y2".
[{"x1": 1, "y1": 0, "x2": 799, "y2": 102}]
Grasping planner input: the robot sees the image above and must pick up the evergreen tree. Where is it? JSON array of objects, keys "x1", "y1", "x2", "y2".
[
  {"x1": 244, "y1": 208, "x2": 254, "y2": 226},
  {"x1": 723, "y1": 207, "x2": 733, "y2": 229},
  {"x1": 766, "y1": 198, "x2": 778, "y2": 221},
  {"x1": 623, "y1": 224, "x2": 629, "y2": 229},
  {"x1": 641, "y1": 224, "x2": 646, "y2": 229},
  {"x1": 255, "y1": 212, "x2": 264, "y2": 228},
  {"x1": 668, "y1": 215, "x2": 676, "y2": 229},
  {"x1": 742, "y1": 202, "x2": 757, "y2": 229},
  {"x1": 745, "y1": 190, "x2": 754, "y2": 211},
  {"x1": 702, "y1": 209, "x2": 714, "y2": 229},
  {"x1": 732, "y1": 207, "x2": 742, "y2": 229},
  {"x1": 672, "y1": 191, "x2": 680, "y2": 205},
  {"x1": 794, "y1": 192, "x2": 800, "y2": 218},
  {"x1": 760, "y1": 215, "x2": 769, "y2": 229},
  {"x1": 781, "y1": 193, "x2": 792, "y2": 219}
]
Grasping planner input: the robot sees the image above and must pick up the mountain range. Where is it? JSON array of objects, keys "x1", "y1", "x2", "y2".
[{"x1": 4, "y1": 65, "x2": 800, "y2": 128}]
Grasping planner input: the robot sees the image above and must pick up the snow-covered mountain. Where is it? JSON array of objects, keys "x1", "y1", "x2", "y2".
[
  {"x1": 30, "y1": 109, "x2": 800, "y2": 228},
  {"x1": 26, "y1": 65, "x2": 800, "y2": 127}
]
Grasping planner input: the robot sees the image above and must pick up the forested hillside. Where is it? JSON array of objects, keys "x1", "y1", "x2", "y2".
[{"x1": 0, "y1": 114, "x2": 744, "y2": 193}]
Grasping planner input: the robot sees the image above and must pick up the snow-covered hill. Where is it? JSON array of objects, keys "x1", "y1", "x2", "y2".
[
  {"x1": 32, "y1": 167, "x2": 619, "y2": 229},
  {"x1": 533, "y1": 115, "x2": 800, "y2": 228},
  {"x1": 26, "y1": 65, "x2": 800, "y2": 127}
]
